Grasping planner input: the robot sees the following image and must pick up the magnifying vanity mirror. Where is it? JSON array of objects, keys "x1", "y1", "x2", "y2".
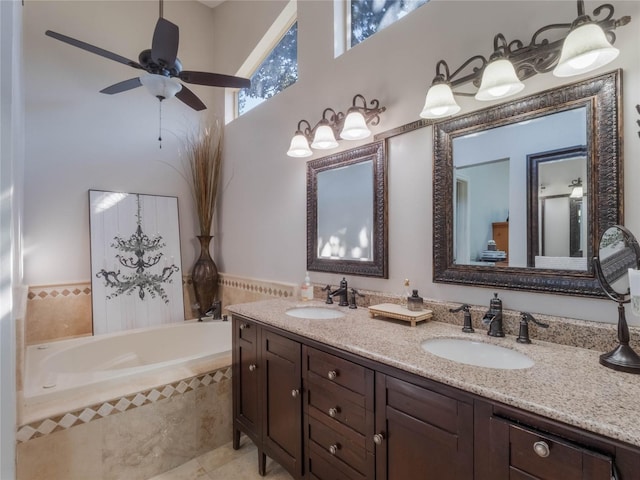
[
  {"x1": 433, "y1": 70, "x2": 621, "y2": 296},
  {"x1": 307, "y1": 141, "x2": 388, "y2": 278},
  {"x1": 594, "y1": 225, "x2": 640, "y2": 373}
]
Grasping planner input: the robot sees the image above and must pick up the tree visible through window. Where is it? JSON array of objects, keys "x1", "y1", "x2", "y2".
[
  {"x1": 238, "y1": 22, "x2": 298, "y2": 116},
  {"x1": 350, "y1": 0, "x2": 428, "y2": 47}
]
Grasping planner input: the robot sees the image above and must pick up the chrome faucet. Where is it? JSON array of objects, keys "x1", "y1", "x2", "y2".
[
  {"x1": 329, "y1": 277, "x2": 349, "y2": 307},
  {"x1": 482, "y1": 293, "x2": 505, "y2": 337}
]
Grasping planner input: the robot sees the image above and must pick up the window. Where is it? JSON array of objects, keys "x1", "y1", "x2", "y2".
[
  {"x1": 237, "y1": 21, "x2": 298, "y2": 116},
  {"x1": 350, "y1": 0, "x2": 428, "y2": 47}
]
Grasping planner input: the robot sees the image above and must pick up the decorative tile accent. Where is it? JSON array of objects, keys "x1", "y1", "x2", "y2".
[
  {"x1": 17, "y1": 366, "x2": 232, "y2": 443},
  {"x1": 28, "y1": 283, "x2": 92, "y2": 301},
  {"x1": 219, "y1": 273, "x2": 295, "y2": 299}
]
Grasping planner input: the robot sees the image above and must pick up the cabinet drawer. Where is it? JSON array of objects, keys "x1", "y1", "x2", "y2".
[
  {"x1": 509, "y1": 423, "x2": 614, "y2": 480},
  {"x1": 306, "y1": 347, "x2": 367, "y2": 395},
  {"x1": 236, "y1": 319, "x2": 256, "y2": 343},
  {"x1": 308, "y1": 371, "x2": 367, "y2": 434},
  {"x1": 308, "y1": 440, "x2": 369, "y2": 480},
  {"x1": 308, "y1": 408, "x2": 369, "y2": 475},
  {"x1": 385, "y1": 375, "x2": 459, "y2": 434}
]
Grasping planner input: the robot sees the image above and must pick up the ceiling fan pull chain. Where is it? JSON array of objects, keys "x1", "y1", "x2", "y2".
[{"x1": 158, "y1": 100, "x2": 163, "y2": 149}]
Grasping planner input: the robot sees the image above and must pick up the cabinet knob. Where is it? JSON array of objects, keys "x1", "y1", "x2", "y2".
[
  {"x1": 291, "y1": 389, "x2": 300, "y2": 398},
  {"x1": 327, "y1": 370, "x2": 338, "y2": 380},
  {"x1": 533, "y1": 441, "x2": 550, "y2": 458},
  {"x1": 328, "y1": 407, "x2": 339, "y2": 418},
  {"x1": 248, "y1": 364, "x2": 257, "y2": 372},
  {"x1": 373, "y1": 433, "x2": 385, "y2": 445},
  {"x1": 240, "y1": 323, "x2": 250, "y2": 330},
  {"x1": 328, "y1": 444, "x2": 339, "y2": 455}
]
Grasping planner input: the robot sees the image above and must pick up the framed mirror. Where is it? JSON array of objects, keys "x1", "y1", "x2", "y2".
[
  {"x1": 307, "y1": 141, "x2": 388, "y2": 278},
  {"x1": 433, "y1": 70, "x2": 621, "y2": 296}
]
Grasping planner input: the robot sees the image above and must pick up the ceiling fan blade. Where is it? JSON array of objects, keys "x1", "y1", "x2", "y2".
[
  {"x1": 175, "y1": 85, "x2": 207, "y2": 111},
  {"x1": 45, "y1": 30, "x2": 143, "y2": 69},
  {"x1": 151, "y1": 18, "x2": 179, "y2": 68},
  {"x1": 179, "y1": 71, "x2": 251, "y2": 89},
  {"x1": 100, "y1": 77, "x2": 143, "y2": 95}
]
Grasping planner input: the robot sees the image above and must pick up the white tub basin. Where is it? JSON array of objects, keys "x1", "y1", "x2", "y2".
[
  {"x1": 286, "y1": 307, "x2": 345, "y2": 320},
  {"x1": 421, "y1": 337, "x2": 534, "y2": 369}
]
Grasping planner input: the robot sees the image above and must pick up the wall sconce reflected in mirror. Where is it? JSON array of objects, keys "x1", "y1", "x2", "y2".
[
  {"x1": 420, "y1": 0, "x2": 630, "y2": 119},
  {"x1": 569, "y1": 178, "x2": 584, "y2": 198},
  {"x1": 287, "y1": 94, "x2": 386, "y2": 158}
]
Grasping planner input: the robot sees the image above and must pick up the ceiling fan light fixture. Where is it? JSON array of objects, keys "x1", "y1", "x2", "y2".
[{"x1": 140, "y1": 73, "x2": 182, "y2": 100}]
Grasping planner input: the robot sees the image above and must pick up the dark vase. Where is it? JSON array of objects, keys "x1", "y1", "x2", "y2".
[{"x1": 192, "y1": 235, "x2": 219, "y2": 317}]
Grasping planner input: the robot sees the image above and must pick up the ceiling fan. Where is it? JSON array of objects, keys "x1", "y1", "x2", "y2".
[{"x1": 45, "y1": 1, "x2": 250, "y2": 111}]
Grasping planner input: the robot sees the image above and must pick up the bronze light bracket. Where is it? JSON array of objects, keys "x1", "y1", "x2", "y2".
[
  {"x1": 292, "y1": 94, "x2": 386, "y2": 144},
  {"x1": 428, "y1": 0, "x2": 630, "y2": 97}
]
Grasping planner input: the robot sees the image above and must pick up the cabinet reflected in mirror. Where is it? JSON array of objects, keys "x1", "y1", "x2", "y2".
[
  {"x1": 433, "y1": 70, "x2": 621, "y2": 296},
  {"x1": 307, "y1": 141, "x2": 388, "y2": 278}
]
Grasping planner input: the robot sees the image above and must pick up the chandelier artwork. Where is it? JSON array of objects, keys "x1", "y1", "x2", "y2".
[{"x1": 96, "y1": 194, "x2": 179, "y2": 303}]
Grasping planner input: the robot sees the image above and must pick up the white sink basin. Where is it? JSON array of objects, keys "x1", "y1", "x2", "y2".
[
  {"x1": 286, "y1": 307, "x2": 345, "y2": 320},
  {"x1": 421, "y1": 338, "x2": 534, "y2": 369}
]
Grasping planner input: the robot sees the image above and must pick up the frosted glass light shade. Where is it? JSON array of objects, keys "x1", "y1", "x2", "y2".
[
  {"x1": 286, "y1": 134, "x2": 312, "y2": 157},
  {"x1": 553, "y1": 23, "x2": 619, "y2": 77},
  {"x1": 311, "y1": 125, "x2": 339, "y2": 149},
  {"x1": 570, "y1": 185, "x2": 584, "y2": 198},
  {"x1": 340, "y1": 111, "x2": 371, "y2": 140},
  {"x1": 475, "y1": 58, "x2": 524, "y2": 101},
  {"x1": 140, "y1": 74, "x2": 182, "y2": 100},
  {"x1": 420, "y1": 82, "x2": 461, "y2": 119}
]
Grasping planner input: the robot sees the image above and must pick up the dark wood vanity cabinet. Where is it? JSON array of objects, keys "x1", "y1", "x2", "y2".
[
  {"x1": 232, "y1": 316, "x2": 303, "y2": 478},
  {"x1": 232, "y1": 313, "x2": 640, "y2": 479},
  {"x1": 304, "y1": 346, "x2": 375, "y2": 480},
  {"x1": 375, "y1": 374, "x2": 474, "y2": 480}
]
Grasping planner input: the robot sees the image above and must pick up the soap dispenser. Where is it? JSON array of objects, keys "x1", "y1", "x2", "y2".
[{"x1": 300, "y1": 272, "x2": 314, "y2": 301}]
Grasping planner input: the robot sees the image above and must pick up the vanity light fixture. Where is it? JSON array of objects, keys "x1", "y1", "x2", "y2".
[
  {"x1": 419, "y1": 0, "x2": 630, "y2": 119},
  {"x1": 569, "y1": 177, "x2": 584, "y2": 198},
  {"x1": 287, "y1": 94, "x2": 385, "y2": 158}
]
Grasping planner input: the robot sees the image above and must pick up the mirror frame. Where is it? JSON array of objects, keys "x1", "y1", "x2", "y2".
[
  {"x1": 433, "y1": 70, "x2": 622, "y2": 297},
  {"x1": 307, "y1": 140, "x2": 388, "y2": 278}
]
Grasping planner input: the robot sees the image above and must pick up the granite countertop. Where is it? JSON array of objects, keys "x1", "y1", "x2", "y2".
[{"x1": 227, "y1": 298, "x2": 640, "y2": 448}]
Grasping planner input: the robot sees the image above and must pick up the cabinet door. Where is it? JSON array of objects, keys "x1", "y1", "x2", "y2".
[
  {"x1": 232, "y1": 317, "x2": 261, "y2": 442},
  {"x1": 488, "y1": 417, "x2": 616, "y2": 480},
  {"x1": 375, "y1": 374, "x2": 473, "y2": 480},
  {"x1": 262, "y1": 329, "x2": 303, "y2": 477}
]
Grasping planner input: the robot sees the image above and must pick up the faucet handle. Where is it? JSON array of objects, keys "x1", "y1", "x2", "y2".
[
  {"x1": 449, "y1": 304, "x2": 470, "y2": 313},
  {"x1": 349, "y1": 288, "x2": 365, "y2": 309},
  {"x1": 322, "y1": 285, "x2": 333, "y2": 304},
  {"x1": 521, "y1": 312, "x2": 549, "y2": 328},
  {"x1": 517, "y1": 312, "x2": 549, "y2": 344}
]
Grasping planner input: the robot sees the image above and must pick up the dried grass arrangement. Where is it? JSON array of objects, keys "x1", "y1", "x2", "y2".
[{"x1": 182, "y1": 122, "x2": 223, "y2": 236}]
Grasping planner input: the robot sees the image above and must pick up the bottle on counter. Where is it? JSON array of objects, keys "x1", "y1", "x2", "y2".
[
  {"x1": 407, "y1": 290, "x2": 424, "y2": 312},
  {"x1": 400, "y1": 279, "x2": 411, "y2": 308},
  {"x1": 300, "y1": 272, "x2": 314, "y2": 301}
]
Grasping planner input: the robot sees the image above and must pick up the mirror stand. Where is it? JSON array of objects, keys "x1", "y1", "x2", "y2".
[
  {"x1": 593, "y1": 256, "x2": 640, "y2": 374},
  {"x1": 599, "y1": 302, "x2": 640, "y2": 373}
]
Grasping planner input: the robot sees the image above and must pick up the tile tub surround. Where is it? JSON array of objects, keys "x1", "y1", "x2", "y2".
[
  {"x1": 16, "y1": 367, "x2": 233, "y2": 480},
  {"x1": 24, "y1": 273, "x2": 296, "y2": 345},
  {"x1": 227, "y1": 298, "x2": 640, "y2": 447}
]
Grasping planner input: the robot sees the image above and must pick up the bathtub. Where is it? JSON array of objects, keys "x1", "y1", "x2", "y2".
[{"x1": 22, "y1": 319, "x2": 232, "y2": 423}]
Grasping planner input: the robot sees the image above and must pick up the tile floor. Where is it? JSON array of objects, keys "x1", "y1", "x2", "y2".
[{"x1": 148, "y1": 436, "x2": 294, "y2": 480}]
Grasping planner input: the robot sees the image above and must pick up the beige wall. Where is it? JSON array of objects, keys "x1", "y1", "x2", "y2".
[{"x1": 20, "y1": 0, "x2": 640, "y2": 334}]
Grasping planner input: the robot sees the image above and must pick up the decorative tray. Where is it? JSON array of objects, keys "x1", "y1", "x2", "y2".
[{"x1": 368, "y1": 303, "x2": 433, "y2": 327}]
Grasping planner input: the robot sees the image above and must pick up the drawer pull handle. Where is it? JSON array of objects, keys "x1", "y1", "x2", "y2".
[
  {"x1": 239, "y1": 323, "x2": 250, "y2": 330},
  {"x1": 373, "y1": 433, "x2": 385, "y2": 445},
  {"x1": 327, "y1": 370, "x2": 338, "y2": 380},
  {"x1": 248, "y1": 364, "x2": 257, "y2": 372},
  {"x1": 291, "y1": 389, "x2": 300, "y2": 398},
  {"x1": 329, "y1": 444, "x2": 339, "y2": 455},
  {"x1": 328, "y1": 407, "x2": 339, "y2": 418},
  {"x1": 533, "y1": 441, "x2": 550, "y2": 458}
]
